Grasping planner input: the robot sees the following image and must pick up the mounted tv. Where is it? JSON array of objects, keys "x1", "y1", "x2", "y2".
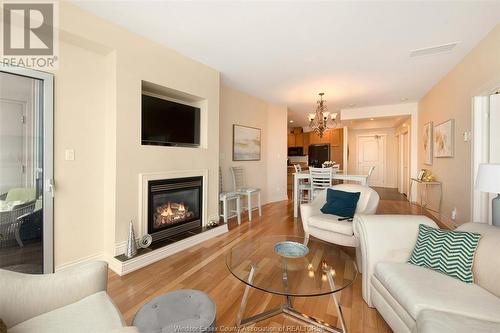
[{"x1": 141, "y1": 94, "x2": 200, "y2": 147}]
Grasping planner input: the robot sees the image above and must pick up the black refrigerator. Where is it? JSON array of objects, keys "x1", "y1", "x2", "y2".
[{"x1": 308, "y1": 144, "x2": 330, "y2": 167}]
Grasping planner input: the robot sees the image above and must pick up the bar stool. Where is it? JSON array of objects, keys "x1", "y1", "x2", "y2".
[
  {"x1": 219, "y1": 167, "x2": 241, "y2": 224},
  {"x1": 230, "y1": 166, "x2": 262, "y2": 221}
]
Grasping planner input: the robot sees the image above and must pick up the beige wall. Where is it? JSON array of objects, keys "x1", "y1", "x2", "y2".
[
  {"x1": 219, "y1": 84, "x2": 288, "y2": 205},
  {"x1": 418, "y1": 23, "x2": 500, "y2": 225},
  {"x1": 54, "y1": 3, "x2": 220, "y2": 268},
  {"x1": 266, "y1": 104, "x2": 289, "y2": 203},
  {"x1": 54, "y1": 39, "x2": 112, "y2": 266}
]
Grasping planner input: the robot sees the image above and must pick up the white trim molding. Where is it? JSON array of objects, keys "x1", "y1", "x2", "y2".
[{"x1": 55, "y1": 252, "x2": 105, "y2": 272}]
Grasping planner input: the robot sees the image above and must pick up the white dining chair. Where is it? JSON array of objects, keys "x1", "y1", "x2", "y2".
[
  {"x1": 309, "y1": 167, "x2": 333, "y2": 200},
  {"x1": 219, "y1": 167, "x2": 241, "y2": 224},
  {"x1": 367, "y1": 166, "x2": 375, "y2": 183},
  {"x1": 331, "y1": 164, "x2": 341, "y2": 184},
  {"x1": 230, "y1": 166, "x2": 262, "y2": 221},
  {"x1": 294, "y1": 164, "x2": 311, "y2": 204}
]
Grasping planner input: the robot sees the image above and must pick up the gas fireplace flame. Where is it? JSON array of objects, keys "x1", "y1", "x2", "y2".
[
  {"x1": 160, "y1": 202, "x2": 174, "y2": 217},
  {"x1": 154, "y1": 201, "x2": 194, "y2": 228}
]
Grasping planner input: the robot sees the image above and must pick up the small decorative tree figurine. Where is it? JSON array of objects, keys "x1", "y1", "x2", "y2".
[{"x1": 125, "y1": 221, "x2": 138, "y2": 258}]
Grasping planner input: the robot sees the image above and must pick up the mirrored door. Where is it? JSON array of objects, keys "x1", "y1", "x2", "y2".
[{"x1": 0, "y1": 67, "x2": 53, "y2": 273}]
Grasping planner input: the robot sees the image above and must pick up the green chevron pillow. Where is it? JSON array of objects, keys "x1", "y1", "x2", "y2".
[{"x1": 408, "y1": 224, "x2": 481, "y2": 283}]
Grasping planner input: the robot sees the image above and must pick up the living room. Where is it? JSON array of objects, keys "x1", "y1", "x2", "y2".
[{"x1": 0, "y1": 1, "x2": 499, "y2": 333}]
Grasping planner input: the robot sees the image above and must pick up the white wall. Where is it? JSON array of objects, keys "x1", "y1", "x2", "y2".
[{"x1": 219, "y1": 84, "x2": 287, "y2": 205}]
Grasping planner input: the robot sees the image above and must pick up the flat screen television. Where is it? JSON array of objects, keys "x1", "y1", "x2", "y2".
[{"x1": 141, "y1": 94, "x2": 200, "y2": 147}]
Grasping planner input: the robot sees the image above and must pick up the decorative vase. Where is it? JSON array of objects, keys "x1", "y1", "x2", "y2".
[{"x1": 125, "y1": 221, "x2": 138, "y2": 258}]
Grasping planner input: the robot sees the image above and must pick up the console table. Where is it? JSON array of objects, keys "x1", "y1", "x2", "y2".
[{"x1": 409, "y1": 178, "x2": 442, "y2": 214}]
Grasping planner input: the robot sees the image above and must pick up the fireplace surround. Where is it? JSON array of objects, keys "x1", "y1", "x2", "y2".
[{"x1": 110, "y1": 169, "x2": 227, "y2": 275}]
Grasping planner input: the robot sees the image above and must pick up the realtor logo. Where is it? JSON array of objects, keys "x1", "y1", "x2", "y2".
[{"x1": 1, "y1": 1, "x2": 59, "y2": 68}]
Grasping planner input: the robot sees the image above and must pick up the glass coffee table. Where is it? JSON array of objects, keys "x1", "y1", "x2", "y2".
[{"x1": 226, "y1": 235, "x2": 357, "y2": 333}]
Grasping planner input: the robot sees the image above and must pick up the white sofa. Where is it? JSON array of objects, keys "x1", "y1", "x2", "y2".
[
  {"x1": 300, "y1": 184, "x2": 380, "y2": 270},
  {"x1": 354, "y1": 215, "x2": 500, "y2": 333},
  {"x1": 0, "y1": 261, "x2": 139, "y2": 333}
]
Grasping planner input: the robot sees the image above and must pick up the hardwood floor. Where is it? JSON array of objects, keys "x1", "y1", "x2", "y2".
[{"x1": 108, "y1": 188, "x2": 423, "y2": 333}]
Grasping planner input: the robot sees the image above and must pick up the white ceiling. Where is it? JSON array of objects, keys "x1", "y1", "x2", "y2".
[{"x1": 73, "y1": 1, "x2": 500, "y2": 126}]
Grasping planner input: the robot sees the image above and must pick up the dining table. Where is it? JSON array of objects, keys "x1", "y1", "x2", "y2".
[{"x1": 293, "y1": 170, "x2": 369, "y2": 218}]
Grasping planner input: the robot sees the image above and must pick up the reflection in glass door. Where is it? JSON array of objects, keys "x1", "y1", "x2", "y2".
[{"x1": 0, "y1": 68, "x2": 53, "y2": 273}]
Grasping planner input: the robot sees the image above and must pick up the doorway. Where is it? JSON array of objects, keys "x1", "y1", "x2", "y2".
[
  {"x1": 356, "y1": 134, "x2": 386, "y2": 186},
  {"x1": 472, "y1": 92, "x2": 500, "y2": 224},
  {"x1": 399, "y1": 131, "x2": 410, "y2": 197},
  {"x1": 0, "y1": 66, "x2": 53, "y2": 273}
]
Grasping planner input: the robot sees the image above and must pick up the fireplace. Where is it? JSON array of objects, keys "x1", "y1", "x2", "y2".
[{"x1": 148, "y1": 176, "x2": 202, "y2": 243}]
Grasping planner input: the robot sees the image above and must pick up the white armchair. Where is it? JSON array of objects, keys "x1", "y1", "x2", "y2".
[
  {"x1": 0, "y1": 261, "x2": 138, "y2": 333},
  {"x1": 300, "y1": 184, "x2": 380, "y2": 270}
]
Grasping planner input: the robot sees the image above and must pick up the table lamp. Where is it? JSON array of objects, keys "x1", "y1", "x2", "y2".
[{"x1": 475, "y1": 163, "x2": 500, "y2": 226}]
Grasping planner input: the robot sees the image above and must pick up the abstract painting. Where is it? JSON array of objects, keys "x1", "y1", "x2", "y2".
[
  {"x1": 434, "y1": 119, "x2": 454, "y2": 158},
  {"x1": 423, "y1": 122, "x2": 433, "y2": 165},
  {"x1": 233, "y1": 124, "x2": 261, "y2": 161}
]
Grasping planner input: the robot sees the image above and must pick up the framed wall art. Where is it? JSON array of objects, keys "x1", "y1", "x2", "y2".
[
  {"x1": 233, "y1": 124, "x2": 261, "y2": 161},
  {"x1": 434, "y1": 119, "x2": 454, "y2": 158},
  {"x1": 423, "y1": 122, "x2": 433, "y2": 165}
]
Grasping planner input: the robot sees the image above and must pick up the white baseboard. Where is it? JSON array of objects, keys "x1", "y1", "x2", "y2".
[
  {"x1": 370, "y1": 183, "x2": 397, "y2": 189},
  {"x1": 55, "y1": 252, "x2": 106, "y2": 272},
  {"x1": 109, "y1": 224, "x2": 228, "y2": 276},
  {"x1": 266, "y1": 196, "x2": 289, "y2": 204}
]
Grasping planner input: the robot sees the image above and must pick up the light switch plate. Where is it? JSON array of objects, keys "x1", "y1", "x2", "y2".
[{"x1": 65, "y1": 149, "x2": 75, "y2": 161}]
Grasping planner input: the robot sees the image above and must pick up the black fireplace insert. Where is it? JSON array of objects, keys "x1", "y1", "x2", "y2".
[{"x1": 147, "y1": 176, "x2": 202, "y2": 243}]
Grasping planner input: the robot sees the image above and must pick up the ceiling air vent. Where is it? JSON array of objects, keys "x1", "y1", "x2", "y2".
[{"x1": 410, "y1": 42, "x2": 460, "y2": 57}]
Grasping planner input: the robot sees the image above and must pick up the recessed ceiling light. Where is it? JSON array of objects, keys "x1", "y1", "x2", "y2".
[
  {"x1": 289, "y1": 120, "x2": 294, "y2": 123},
  {"x1": 410, "y1": 42, "x2": 460, "y2": 57},
  {"x1": 370, "y1": 118, "x2": 375, "y2": 121}
]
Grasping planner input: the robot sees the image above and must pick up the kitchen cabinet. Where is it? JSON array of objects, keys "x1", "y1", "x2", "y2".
[
  {"x1": 294, "y1": 133, "x2": 303, "y2": 146},
  {"x1": 287, "y1": 127, "x2": 344, "y2": 168}
]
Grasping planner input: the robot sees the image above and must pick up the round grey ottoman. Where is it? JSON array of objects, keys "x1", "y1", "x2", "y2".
[{"x1": 133, "y1": 289, "x2": 216, "y2": 333}]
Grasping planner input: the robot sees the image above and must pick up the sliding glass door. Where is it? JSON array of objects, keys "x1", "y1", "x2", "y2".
[{"x1": 0, "y1": 67, "x2": 53, "y2": 273}]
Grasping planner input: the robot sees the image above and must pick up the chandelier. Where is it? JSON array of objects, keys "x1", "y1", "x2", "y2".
[{"x1": 308, "y1": 93, "x2": 338, "y2": 138}]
